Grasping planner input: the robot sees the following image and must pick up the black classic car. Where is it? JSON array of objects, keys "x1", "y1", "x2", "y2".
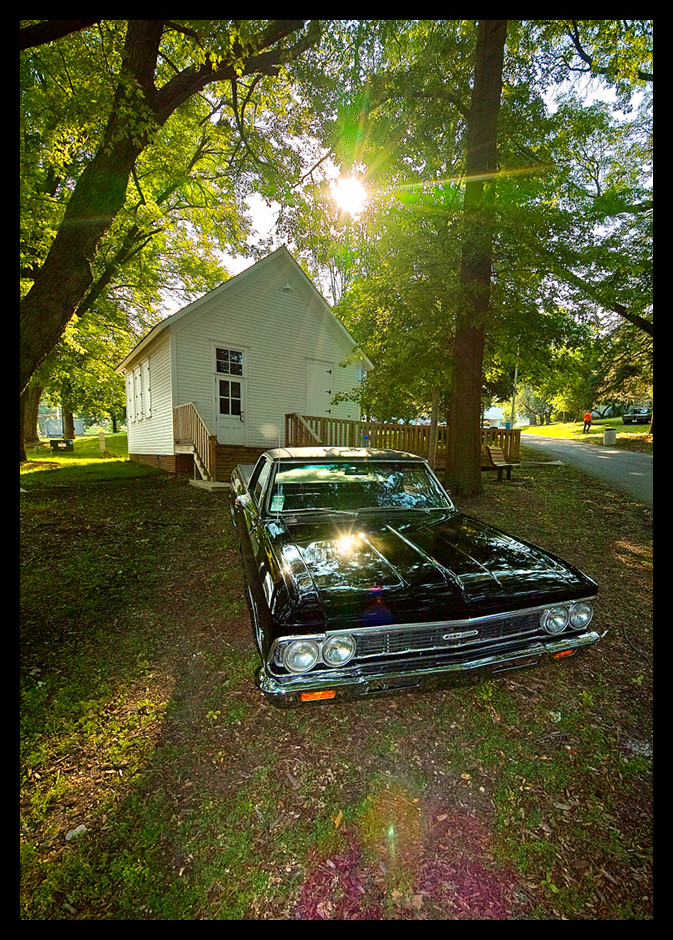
[
  {"x1": 622, "y1": 407, "x2": 652, "y2": 425},
  {"x1": 230, "y1": 448, "x2": 599, "y2": 707}
]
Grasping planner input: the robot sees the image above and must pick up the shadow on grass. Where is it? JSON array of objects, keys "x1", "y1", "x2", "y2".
[{"x1": 19, "y1": 462, "x2": 653, "y2": 920}]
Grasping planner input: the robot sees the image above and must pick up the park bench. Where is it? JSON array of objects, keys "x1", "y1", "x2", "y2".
[{"x1": 485, "y1": 445, "x2": 514, "y2": 482}]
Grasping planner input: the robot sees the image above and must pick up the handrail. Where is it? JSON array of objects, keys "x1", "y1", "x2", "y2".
[
  {"x1": 285, "y1": 412, "x2": 323, "y2": 446},
  {"x1": 174, "y1": 402, "x2": 216, "y2": 480},
  {"x1": 296, "y1": 413, "x2": 323, "y2": 444}
]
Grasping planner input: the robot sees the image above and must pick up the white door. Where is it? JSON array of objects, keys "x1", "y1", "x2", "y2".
[
  {"x1": 214, "y1": 345, "x2": 246, "y2": 445},
  {"x1": 306, "y1": 359, "x2": 333, "y2": 417}
]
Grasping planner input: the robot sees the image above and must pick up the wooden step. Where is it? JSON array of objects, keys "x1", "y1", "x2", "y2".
[{"x1": 214, "y1": 445, "x2": 266, "y2": 482}]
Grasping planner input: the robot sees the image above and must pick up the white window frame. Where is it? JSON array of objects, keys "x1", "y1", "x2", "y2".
[
  {"x1": 142, "y1": 358, "x2": 152, "y2": 418},
  {"x1": 126, "y1": 373, "x2": 134, "y2": 423},
  {"x1": 214, "y1": 345, "x2": 245, "y2": 379},
  {"x1": 126, "y1": 358, "x2": 152, "y2": 423},
  {"x1": 134, "y1": 365, "x2": 143, "y2": 422}
]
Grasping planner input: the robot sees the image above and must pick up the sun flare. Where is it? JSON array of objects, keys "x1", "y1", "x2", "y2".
[{"x1": 331, "y1": 176, "x2": 368, "y2": 217}]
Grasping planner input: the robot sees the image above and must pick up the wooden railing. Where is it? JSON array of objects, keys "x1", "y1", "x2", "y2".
[
  {"x1": 174, "y1": 403, "x2": 217, "y2": 481},
  {"x1": 284, "y1": 413, "x2": 323, "y2": 446},
  {"x1": 285, "y1": 414, "x2": 521, "y2": 464}
]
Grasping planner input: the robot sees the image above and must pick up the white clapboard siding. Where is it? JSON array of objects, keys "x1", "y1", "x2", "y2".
[
  {"x1": 125, "y1": 334, "x2": 174, "y2": 455},
  {"x1": 171, "y1": 253, "x2": 363, "y2": 449},
  {"x1": 118, "y1": 248, "x2": 368, "y2": 456}
]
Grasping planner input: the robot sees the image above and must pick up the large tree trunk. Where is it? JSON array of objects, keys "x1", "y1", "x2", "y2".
[
  {"x1": 19, "y1": 21, "x2": 163, "y2": 396},
  {"x1": 19, "y1": 141, "x2": 140, "y2": 395},
  {"x1": 63, "y1": 410, "x2": 76, "y2": 441},
  {"x1": 22, "y1": 379, "x2": 43, "y2": 446},
  {"x1": 445, "y1": 20, "x2": 507, "y2": 496},
  {"x1": 20, "y1": 394, "x2": 27, "y2": 463}
]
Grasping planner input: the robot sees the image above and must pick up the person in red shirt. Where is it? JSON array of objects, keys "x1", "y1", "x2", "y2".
[{"x1": 583, "y1": 410, "x2": 592, "y2": 433}]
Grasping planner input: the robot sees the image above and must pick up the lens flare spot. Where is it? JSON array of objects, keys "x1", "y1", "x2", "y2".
[{"x1": 331, "y1": 176, "x2": 368, "y2": 216}]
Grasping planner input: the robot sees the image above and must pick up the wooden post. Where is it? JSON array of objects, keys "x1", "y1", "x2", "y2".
[{"x1": 428, "y1": 389, "x2": 439, "y2": 469}]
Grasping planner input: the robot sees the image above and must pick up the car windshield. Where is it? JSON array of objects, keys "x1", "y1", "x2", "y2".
[{"x1": 266, "y1": 461, "x2": 453, "y2": 514}]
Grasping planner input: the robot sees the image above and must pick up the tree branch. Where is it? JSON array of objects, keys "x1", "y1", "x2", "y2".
[
  {"x1": 292, "y1": 149, "x2": 334, "y2": 189},
  {"x1": 567, "y1": 20, "x2": 653, "y2": 82},
  {"x1": 410, "y1": 88, "x2": 470, "y2": 120},
  {"x1": 229, "y1": 75, "x2": 271, "y2": 170},
  {"x1": 20, "y1": 19, "x2": 101, "y2": 51},
  {"x1": 540, "y1": 247, "x2": 653, "y2": 337},
  {"x1": 151, "y1": 21, "x2": 317, "y2": 126}
]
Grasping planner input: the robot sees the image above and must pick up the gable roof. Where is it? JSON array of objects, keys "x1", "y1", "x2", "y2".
[{"x1": 116, "y1": 246, "x2": 373, "y2": 373}]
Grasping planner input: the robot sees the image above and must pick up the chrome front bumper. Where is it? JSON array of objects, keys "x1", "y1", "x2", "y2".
[{"x1": 258, "y1": 630, "x2": 601, "y2": 706}]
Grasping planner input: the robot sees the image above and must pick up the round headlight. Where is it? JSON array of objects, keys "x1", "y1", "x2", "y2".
[
  {"x1": 322, "y1": 634, "x2": 356, "y2": 667},
  {"x1": 570, "y1": 602, "x2": 593, "y2": 629},
  {"x1": 283, "y1": 639, "x2": 320, "y2": 673},
  {"x1": 541, "y1": 606, "x2": 569, "y2": 635}
]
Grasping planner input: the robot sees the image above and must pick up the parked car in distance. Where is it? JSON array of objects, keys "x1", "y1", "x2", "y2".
[
  {"x1": 230, "y1": 448, "x2": 599, "y2": 707},
  {"x1": 622, "y1": 407, "x2": 652, "y2": 425}
]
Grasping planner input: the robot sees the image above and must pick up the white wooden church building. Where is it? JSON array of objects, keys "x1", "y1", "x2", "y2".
[{"x1": 116, "y1": 247, "x2": 371, "y2": 483}]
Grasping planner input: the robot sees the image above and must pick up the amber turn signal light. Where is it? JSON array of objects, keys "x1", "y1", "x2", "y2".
[
  {"x1": 553, "y1": 649, "x2": 575, "y2": 659},
  {"x1": 300, "y1": 690, "x2": 336, "y2": 701}
]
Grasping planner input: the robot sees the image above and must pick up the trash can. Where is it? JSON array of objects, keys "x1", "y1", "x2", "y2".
[
  {"x1": 50, "y1": 439, "x2": 74, "y2": 452},
  {"x1": 602, "y1": 427, "x2": 617, "y2": 446}
]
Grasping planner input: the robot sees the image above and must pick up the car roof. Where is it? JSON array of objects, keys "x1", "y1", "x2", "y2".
[{"x1": 263, "y1": 446, "x2": 427, "y2": 462}]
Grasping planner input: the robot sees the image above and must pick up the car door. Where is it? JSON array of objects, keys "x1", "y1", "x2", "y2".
[{"x1": 236, "y1": 456, "x2": 274, "y2": 656}]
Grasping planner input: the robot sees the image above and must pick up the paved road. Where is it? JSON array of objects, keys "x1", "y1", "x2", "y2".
[{"x1": 521, "y1": 434, "x2": 653, "y2": 507}]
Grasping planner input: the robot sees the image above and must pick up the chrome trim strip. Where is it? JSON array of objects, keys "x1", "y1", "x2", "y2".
[
  {"x1": 267, "y1": 596, "x2": 597, "y2": 663},
  {"x1": 259, "y1": 631, "x2": 601, "y2": 698}
]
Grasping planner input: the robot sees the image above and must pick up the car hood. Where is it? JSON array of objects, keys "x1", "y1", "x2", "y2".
[{"x1": 270, "y1": 509, "x2": 596, "y2": 626}]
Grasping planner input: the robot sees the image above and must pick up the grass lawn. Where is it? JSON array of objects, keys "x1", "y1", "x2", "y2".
[
  {"x1": 20, "y1": 433, "x2": 161, "y2": 486},
  {"x1": 20, "y1": 441, "x2": 653, "y2": 920},
  {"x1": 520, "y1": 418, "x2": 653, "y2": 455}
]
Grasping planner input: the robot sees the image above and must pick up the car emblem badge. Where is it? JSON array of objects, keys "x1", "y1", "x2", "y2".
[{"x1": 443, "y1": 629, "x2": 479, "y2": 641}]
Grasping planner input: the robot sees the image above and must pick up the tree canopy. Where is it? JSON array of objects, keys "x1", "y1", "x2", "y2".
[
  {"x1": 20, "y1": 19, "x2": 653, "y2": 483},
  {"x1": 19, "y1": 19, "x2": 324, "y2": 397}
]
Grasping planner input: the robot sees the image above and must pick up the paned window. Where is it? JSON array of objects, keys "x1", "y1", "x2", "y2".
[
  {"x1": 216, "y1": 347, "x2": 243, "y2": 376},
  {"x1": 126, "y1": 359, "x2": 151, "y2": 422},
  {"x1": 143, "y1": 359, "x2": 151, "y2": 418},
  {"x1": 218, "y1": 379, "x2": 242, "y2": 416},
  {"x1": 134, "y1": 365, "x2": 143, "y2": 421},
  {"x1": 126, "y1": 373, "x2": 134, "y2": 423}
]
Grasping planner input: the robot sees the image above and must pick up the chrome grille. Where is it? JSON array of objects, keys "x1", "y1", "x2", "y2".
[{"x1": 355, "y1": 611, "x2": 541, "y2": 660}]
